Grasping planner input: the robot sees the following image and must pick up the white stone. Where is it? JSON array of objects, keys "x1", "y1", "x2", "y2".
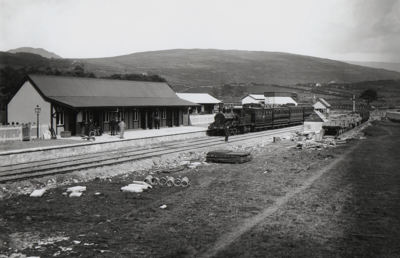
[
  {"x1": 30, "y1": 188, "x2": 46, "y2": 197},
  {"x1": 66, "y1": 186, "x2": 86, "y2": 193}
]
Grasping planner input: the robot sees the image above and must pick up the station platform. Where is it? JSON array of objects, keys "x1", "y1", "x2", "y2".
[
  {"x1": 69, "y1": 126, "x2": 208, "y2": 142},
  {"x1": 0, "y1": 126, "x2": 208, "y2": 164}
]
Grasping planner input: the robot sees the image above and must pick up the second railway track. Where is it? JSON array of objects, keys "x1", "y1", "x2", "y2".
[{"x1": 0, "y1": 126, "x2": 301, "y2": 183}]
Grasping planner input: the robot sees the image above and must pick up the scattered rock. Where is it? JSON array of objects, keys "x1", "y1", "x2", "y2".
[
  {"x1": 121, "y1": 183, "x2": 148, "y2": 193},
  {"x1": 67, "y1": 185, "x2": 86, "y2": 197},
  {"x1": 29, "y1": 188, "x2": 46, "y2": 198},
  {"x1": 69, "y1": 191, "x2": 82, "y2": 198},
  {"x1": 66, "y1": 186, "x2": 86, "y2": 193}
]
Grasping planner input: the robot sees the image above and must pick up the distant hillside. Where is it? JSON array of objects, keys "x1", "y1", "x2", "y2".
[
  {"x1": 346, "y1": 61, "x2": 400, "y2": 73},
  {"x1": 7, "y1": 47, "x2": 61, "y2": 59},
  {"x1": 0, "y1": 52, "x2": 71, "y2": 69},
  {"x1": 2, "y1": 49, "x2": 400, "y2": 90},
  {"x1": 81, "y1": 49, "x2": 400, "y2": 90}
]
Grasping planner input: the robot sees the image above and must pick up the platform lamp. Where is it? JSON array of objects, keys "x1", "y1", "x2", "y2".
[{"x1": 34, "y1": 105, "x2": 41, "y2": 139}]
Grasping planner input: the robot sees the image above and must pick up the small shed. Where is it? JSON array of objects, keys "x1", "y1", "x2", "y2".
[
  {"x1": 176, "y1": 93, "x2": 221, "y2": 114},
  {"x1": 313, "y1": 98, "x2": 331, "y2": 114},
  {"x1": 303, "y1": 110, "x2": 328, "y2": 134},
  {"x1": 241, "y1": 94, "x2": 265, "y2": 105}
]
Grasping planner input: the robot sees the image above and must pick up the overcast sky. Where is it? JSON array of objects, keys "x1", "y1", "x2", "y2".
[{"x1": 1, "y1": 0, "x2": 399, "y2": 62}]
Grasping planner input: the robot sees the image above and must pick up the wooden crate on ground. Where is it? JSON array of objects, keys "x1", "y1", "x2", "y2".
[{"x1": 206, "y1": 150, "x2": 252, "y2": 164}]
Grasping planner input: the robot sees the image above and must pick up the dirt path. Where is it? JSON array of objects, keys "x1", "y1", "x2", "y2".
[{"x1": 200, "y1": 143, "x2": 360, "y2": 258}]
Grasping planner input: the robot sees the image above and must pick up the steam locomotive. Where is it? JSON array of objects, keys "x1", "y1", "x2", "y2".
[{"x1": 207, "y1": 104, "x2": 314, "y2": 136}]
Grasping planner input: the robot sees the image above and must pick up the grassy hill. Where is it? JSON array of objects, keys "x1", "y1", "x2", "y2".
[
  {"x1": 1, "y1": 49, "x2": 400, "y2": 111},
  {"x1": 7, "y1": 47, "x2": 62, "y2": 59},
  {"x1": 0, "y1": 52, "x2": 71, "y2": 70},
  {"x1": 81, "y1": 49, "x2": 400, "y2": 90},
  {"x1": 346, "y1": 61, "x2": 400, "y2": 73}
]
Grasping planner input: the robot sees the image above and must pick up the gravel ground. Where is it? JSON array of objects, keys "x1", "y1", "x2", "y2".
[
  {"x1": 215, "y1": 121, "x2": 400, "y2": 257},
  {"x1": 1, "y1": 121, "x2": 398, "y2": 257}
]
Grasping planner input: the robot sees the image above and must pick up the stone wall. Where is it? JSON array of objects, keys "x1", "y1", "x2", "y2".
[
  {"x1": 0, "y1": 130, "x2": 206, "y2": 165},
  {"x1": 0, "y1": 124, "x2": 51, "y2": 142}
]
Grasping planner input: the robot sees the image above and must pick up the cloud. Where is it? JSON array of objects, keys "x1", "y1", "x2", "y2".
[
  {"x1": 1, "y1": 0, "x2": 398, "y2": 62},
  {"x1": 333, "y1": 0, "x2": 400, "y2": 61}
]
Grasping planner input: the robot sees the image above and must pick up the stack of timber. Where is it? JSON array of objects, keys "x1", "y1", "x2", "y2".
[
  {"x1": 206, "y1": 150, "x2": 252, "y2": 164},
  {"x1": 386, "y1": 110, "x2": 400, "y2": 122}
]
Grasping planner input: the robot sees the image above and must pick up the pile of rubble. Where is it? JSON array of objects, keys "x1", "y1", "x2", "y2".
[{"x1": 292, "y1": 125, "x2": 368, "y2": 150}]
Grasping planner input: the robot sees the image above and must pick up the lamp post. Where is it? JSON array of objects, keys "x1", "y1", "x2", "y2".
[{"x1": 34, "y1": 105, "x2": 41, "y2": 139}]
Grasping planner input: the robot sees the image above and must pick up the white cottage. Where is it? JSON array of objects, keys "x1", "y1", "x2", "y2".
[
  {"x1": 303, "y1": 110, "x2": 328, "y2": 135},
  {"x1": 241, "y1": 94, "x2": 265, "y2": 105},
  {"x1": 313, "y1": 98, "x2": 331, "y2": 114}
]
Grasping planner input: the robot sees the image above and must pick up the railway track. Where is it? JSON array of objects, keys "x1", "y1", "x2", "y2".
[{"x1": 0, "y1": 126, "x2": 302, "y2": 182}]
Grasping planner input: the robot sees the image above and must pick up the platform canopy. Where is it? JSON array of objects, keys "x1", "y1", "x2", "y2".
[{"x1": 27, "y1": 74, "x2": 196, "y2": 108}]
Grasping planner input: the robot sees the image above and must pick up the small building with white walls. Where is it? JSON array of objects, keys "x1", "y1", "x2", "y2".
[
  {"x1": 264, "y1": 92, "x2": 297, "y2": 107},
  {"x1": 241, "y1": 94, "x2": 265, "y2": 105},
  {"x1": 313, "y1": 98, "x2": 331, "y2": 114},
  {"x1": 176, "y1": 93, "x2": 221, "y2": 114},
  {"x1": 303, "y1": 110, "x2": 328, "y2": 139}
]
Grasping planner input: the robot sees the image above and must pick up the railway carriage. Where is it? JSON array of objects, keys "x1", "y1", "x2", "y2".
[
  {"x1": 207, "y1": 104, "x2": 313, "y2": 136},
  {"x1": 272, "y1": 107, "x2": 290, "y2": 128},
  {"x1": 288, "y1": 106, "x2": 305, "y2": 125},
  {"x1": 252, "y1": 106, "x2": 273, "y2": 131}
]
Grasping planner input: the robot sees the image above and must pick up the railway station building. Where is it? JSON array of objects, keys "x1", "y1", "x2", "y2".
[{"x1": 7, "y1": 75, "x2": 196, "y2": 136}]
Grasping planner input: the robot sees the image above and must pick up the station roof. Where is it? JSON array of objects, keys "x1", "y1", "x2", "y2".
[
  {"x1": 241, "y1": 94, "x2": 265, "y2": 100},
  {"x1": 27, "y1": 75, "x2": 196, "y2": 108},
  {"x1": 265, "y1": 96, "x2": 297, "y2": 106},
  {"x1": 176, "y1": 93, "x2": 221, "y2": 104},
  {"x1": 305, "y1": 110, "x2": 328, "y2": 122},
  {"x1": 318, "y1": 98, "x2": 331, "y2": 107}
]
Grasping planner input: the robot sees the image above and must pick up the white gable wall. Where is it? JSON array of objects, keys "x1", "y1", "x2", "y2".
[
  {"x1": 8, "y1": 81, "x2": 51, "y2": 125},
  {"x1": 242, "y1": 96, "x2": 263, "y2": 105},
  {"x1": 313, "y1": 101, "x2": 330, "y2": 114},
  {"x1": 313, "y1": 101, "x2": 326, "y2": 110}
]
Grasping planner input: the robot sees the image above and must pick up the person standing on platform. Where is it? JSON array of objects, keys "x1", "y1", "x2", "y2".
[
  {"x1": 118, "y1": 119, "x2": 126, "y2": 139},
  {"x1": 224, "y1": 124, "x2": 230, "y2": 142},
  {"x1": 154, "y1": 111, "x2": 160, "y2": 129},
  {"x1": 110, "y1": 118, "x2": 115, "y2": 135},
  {"x1": 88, "y1": 118, "x2": 94, "y2": 136}
]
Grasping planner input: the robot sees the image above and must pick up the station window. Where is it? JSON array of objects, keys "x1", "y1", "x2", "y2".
[
  {"x1": 118, "y1": 111, "x2": 124, "y2": 120},
  {"x1": 133, "y1": 110, "x2": 138, "y2": 121},
  {"x1": 103, "y1": 112, "x2": 110, "y2": 122},
  {"x1": 56, "y1": 112, "x2": 64, "y2": 125},
  {"x1": 82, "y1": 111, "x2": 92, "y2": 122},
  {"x1": 162, "y1": 109, "x2": 166, "y2": 119}
]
